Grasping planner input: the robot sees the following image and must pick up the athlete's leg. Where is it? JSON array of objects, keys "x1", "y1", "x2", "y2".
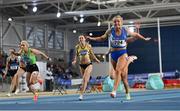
[
  {"x1": 121, "y1": 55, "x2": 137, "y2": 100},
  {"x1": 79, "y1": 65, "x2": 93, "y2": 100},
  {"x1": 7, "y1": 68, "x2": 25, "y2": 96},
  {"x1": 110, "y1": 54, "x2": 128, "y2": 98},
  {"x1": 29, "y1": 71, "x2": 38, "y2": 95},
  {"x1": 26, "y1": 72, "x2": 31, "y2": 91},
  {"x1": 110, "y1": 59, "x2": 116, "y2": 79}
]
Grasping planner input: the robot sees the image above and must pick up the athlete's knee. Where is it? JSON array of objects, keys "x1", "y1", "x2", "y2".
[
  {"x1": 115, "y1": 69, "x2": 122, "y2": 75},
  {"x1": 121, "y1": 76, "x2": 126, "y2": 81},
  {"x1": 32, "y1": 71, "x2": 39, "y2": 76},
  {"x1": 110, "y1": 73, "x2": 116, "y2": 80},
  {"x1": 14, "y1": 74, "x2": 18, "y2": 78},
  {"x1": 14, "y1": 75, "x2": 19, "y2": 81},
  {"x1": 122, "y1": 69, "x2": 127, "y2": 74},
  {"x1": 83, "y1": 77, "x2": 89, "y2": 83},
  {"x1": 27, "y1": 83, "x2": 32, "y2": 89},
  {"x1": 122, "y1": 76, "x2": 128, "y2": 83},
  {"x1": 117, "y1": 64, "x2": 125, "y2": 71}
]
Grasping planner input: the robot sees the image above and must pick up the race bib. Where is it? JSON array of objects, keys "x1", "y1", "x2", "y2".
[
  {"x1": 111, "y1": 39, "x2": 126, "y2": 47},
  {"x1": 80, "y1": 50, "x2": 88, "y2": 56},
  {"x1": 10, "y1": 65, "x2": 18, "y2": 70}
]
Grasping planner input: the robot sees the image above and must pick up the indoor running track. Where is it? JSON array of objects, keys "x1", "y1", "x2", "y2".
[{"x1": 0, "y1": 89, "x2": 180, "y2": 110}]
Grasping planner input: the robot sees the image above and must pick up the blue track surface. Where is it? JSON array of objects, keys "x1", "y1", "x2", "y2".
[{"x1": 0, "y1": 89, "x2": 180, "y2": 110}]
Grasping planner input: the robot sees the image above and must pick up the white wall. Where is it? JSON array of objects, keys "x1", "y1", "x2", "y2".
[
  {"x1": 91, "y1": 62, "x2": 109, "y2": 77},
  {"x1": 91, "y1": 47, "x2": 110, "y2": 77},
  {"x1": 93, "y1": 47, "x2": 109, "y2": 54}
]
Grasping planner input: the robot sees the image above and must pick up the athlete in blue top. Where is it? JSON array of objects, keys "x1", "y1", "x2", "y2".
[{"x1": 87, "y1": 15, "x2": 151, "y2": 100}]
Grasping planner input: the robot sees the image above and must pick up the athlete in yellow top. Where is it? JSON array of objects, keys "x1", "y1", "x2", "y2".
[{"x1": 72, "y1": 35, "x2": 100, "y2": 101}]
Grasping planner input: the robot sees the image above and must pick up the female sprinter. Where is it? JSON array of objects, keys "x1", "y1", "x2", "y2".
[
  {"x1": 13, "y1": 40, "x2": 50, "y2": 99},
  {"x1": 87, "y1": 15, "x2": 151, "y2": 100},
  {"x1": 72, "y1": 35, "x2": 100, "y2": 101}
]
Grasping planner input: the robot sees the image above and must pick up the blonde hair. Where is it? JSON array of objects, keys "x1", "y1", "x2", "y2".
[
  {"x1": 79, "y1": 35, "x2": 84, "y2": 37},
  {"x1": 21, "y1": 40, "x2": 29, "y2": 47},
  {"x1": 112, "y1": 15, "x2": 123, "y2": 22}
]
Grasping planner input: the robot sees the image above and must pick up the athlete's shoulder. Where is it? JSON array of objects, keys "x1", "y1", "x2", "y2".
[
  {"x1": 6, "y1": 56, "x2": 11, "y2": 62},
  {"x1": 110, "y1": 26, "x2": 116, "y2": 30},
  {"x1": 86, "y1": 43, "x2": 92, "y2": 48},
  {"x1": 75, "y1": 44, "x2": 79, "y2": 47},
  {"x1": 104, "y1": 29, "x2": 111, "y2": 36},
  {"x1": 29, "y1": 48, "x2": 34, "y2": 52},
  {"x1": 75, "y1": 44, "x2": 80, "y2": 49},
  {"x1": 122, "y1": 26, "x2": 128, "y2": 30}
]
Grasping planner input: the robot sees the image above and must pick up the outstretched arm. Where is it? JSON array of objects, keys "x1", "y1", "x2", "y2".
[
  {"x1": 126, "y1": 37, "x2": 138, "y2": 43},
  {"x1": 72, "y1": 55, "x2": 77, "y2": 65},
  {"x1": 72, "y1": 46, "x2": 78, "y2": 65},
  {"x1": 72, "y1": 54, "x2": 77, "y2": 65},
  {"x1": 86, "y1": 29, "x2": 111, "y2": 42},
  {"x1": 31, "y1": 48, "x2": 49, "y2": 60},
  {"x1": 127, "y1": 29, "x2": 151, "y2": 41}
]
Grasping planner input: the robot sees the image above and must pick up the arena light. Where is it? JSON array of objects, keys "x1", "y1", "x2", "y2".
[
  {"x1": 57, "y1": 12, "x2": 61, "y2": 18},
  {"x1": 32, "y1": 6, "x2": 37, "y2": 13},
  {"x1": 73, "y1": 16, "x2": 78, "y2": 21},
  {"x1": 80, "y1": 17, "x2": 84, "y2": 23},
  {"x1": 8, "y1": 18, "x2": 13, "y2": 22},
  {"x1": 56, "y1": 0, "x2": 61, "y2": 18},
  {"x1": 89, "y1": 33, "x2": 93, "y2": 36},
  {"x1": 97, "y1": 3, "x2": 101, "y2": 27},
  {"x1": 97, "y1": 21, "x2": 101, "y2": 26},
  {"x1": 105, "y1": 0, "x2": 127, "y2": 4},
  {"x1": 88, "y1": 0, "x2": 127, "y2": 4},
  {"x1": 73, "y1": 29, "x2": 77, "y2": 33},
  {"x1": 22, "y1": 4, "x2": 28, "y2": 9},
  {"x1": 80, "y1": 14, "x2": 84, "y2": 18},
  {"x1": 102, "y1": 55, "x2": 105, "y2": 59},
  {"x1": 129, "y1": 21, "x2": 134, "y2": 24}
]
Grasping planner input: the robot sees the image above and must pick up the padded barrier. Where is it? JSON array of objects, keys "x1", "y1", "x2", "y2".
[
  {"x1": 103, "y1": 76, "x2": 124, "y2": 92},
  {"x1": 146, "y1": 74, "x2": 164, "y2": 90}
]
